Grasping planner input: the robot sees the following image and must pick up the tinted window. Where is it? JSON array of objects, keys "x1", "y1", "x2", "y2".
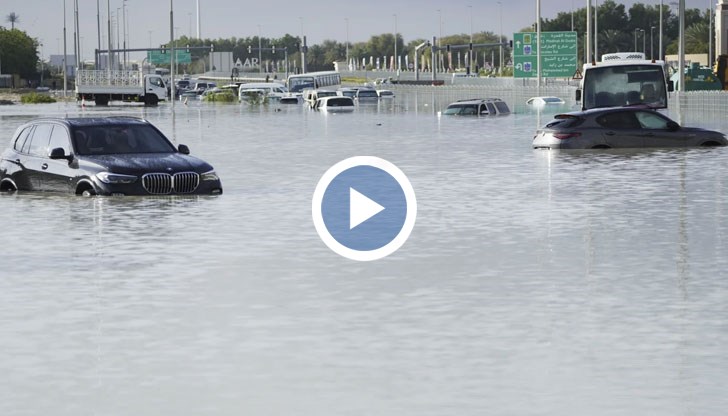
[
  {"x1": 357, "y1": 90, "x2": 378, "y2": 98},
  {"x1": 327, "y1": 98, "x2": 353, "y2": 107},
  {"x1": 28, "y1": 124, "x2": 53, "y2": 157},
  {"x1": 14, "y1": 127, "x2": 33, "y2": 152},
  {"x1": 595, "y1": 112, "x2": 641, "y2": 129},
  {"x1": 48, "y1": 125, "x2": 72, "y2": 155},
  {"x1": 73, "y1": 125, "x2": 177, "y2": 155},
  {"x1": 494, "y1": 102, "x2": 509, "y2": 113}
]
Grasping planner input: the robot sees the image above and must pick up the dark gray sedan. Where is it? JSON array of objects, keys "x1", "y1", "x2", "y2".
[{"x1": 533, "y1": 107, "x2": 727, "y2": 149}]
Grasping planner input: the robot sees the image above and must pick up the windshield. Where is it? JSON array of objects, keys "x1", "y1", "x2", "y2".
[
  {"x1": 72, "y1": 125, "x2": 177, "y2": 155},
  {"x1": 582, "y1": 64, "x2": 667, "y2": 110},
  {"x1": 443, "y1": 104, "x2": 478, "y2": 115},
  {"x1": 289, "y1": 77, "x2": 314, "y2": 93}
]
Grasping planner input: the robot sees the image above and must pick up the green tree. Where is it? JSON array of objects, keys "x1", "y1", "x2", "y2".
[
  {"x1": 598, "y1": 29, "x2": 631, "y2": 54},
  {"x1": 0, "y1": 27, "x2": 38, "y2": 78}
]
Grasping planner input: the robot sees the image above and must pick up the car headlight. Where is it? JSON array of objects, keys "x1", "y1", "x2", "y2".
[
  {"x1": 200, "y1": 170, "x2": 219, "y2": 181},
  {"x1": 96, "y1": 172, "x2": 137, "y2": 184}
]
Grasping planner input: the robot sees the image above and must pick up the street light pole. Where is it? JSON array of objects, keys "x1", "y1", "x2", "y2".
[
  {"x1": 116, "y1": 8, "x2": 120, "y2": 69},
  {"x1": 393, "y1": 14, "x2": 397, "y2": 72},
  {"x1": 345, "y1": 18, "x2": 349, "y2": 70},
  {"x1": 437, "y1": 9, "x2": 442, "y2": 72},
  {"x1": 659, "y1": 0, "x2": 663, "y2": 60},
  {"x1": 642, "y1": 29, "x2": 646, "y2": 54},
  {"x1": 651, "y1": 26, "x2": 656, "y2": 59},
  {"x1": 258, "y1": 25, "x2": 262, "y2": 74},
  {"x1": 122, "y1": 0, "x2": 127, "y2": 70},
  {"x1": 170, "y1": 0, "x2": 175, "y2": 108},
  {"x1": 708, "y1": 0, "x2": 713, "y2": 65},
  {"x1": 498, "y1": 1, "x2": 503, "y2": 74},
  {"x1": 468, "y1": 5, "x2": 473, "y2": 73},
  {"x1": 594, "y1": 0, "x2": 599, "y2": 61},
  {"x1": 63, "y1": 0, "x2": 68, "y2": 97},
  {"x1": 634, "y1": 28, "x2": 640, "y2": 51}
]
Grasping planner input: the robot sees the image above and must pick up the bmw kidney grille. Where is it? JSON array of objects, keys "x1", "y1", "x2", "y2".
[{"x1": 142, "y1": 172, "x2": 200, "y2": 194}]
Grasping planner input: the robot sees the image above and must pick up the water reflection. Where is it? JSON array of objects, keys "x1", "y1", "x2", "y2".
[{"x1": 1, "y1": 93, "x2": 727, "y2": 415}]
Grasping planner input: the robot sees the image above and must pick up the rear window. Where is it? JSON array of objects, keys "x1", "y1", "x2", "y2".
[
  {"x1": 327, "y1": 98, "x2": 353, "y2": 107},
  {"x1": 546, "y1": 115, "x2": 583, "y2": 128},
  {"x1": 357, "y1": 90, "x2": 378, "y2": 98}
]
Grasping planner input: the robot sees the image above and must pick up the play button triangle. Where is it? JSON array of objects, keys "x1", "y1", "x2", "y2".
[{"x1": 350, "y1": 187, "x2": 385, "y2": 229}]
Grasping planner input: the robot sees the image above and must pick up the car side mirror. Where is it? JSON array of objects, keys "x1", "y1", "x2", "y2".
[
  {"x1": 49, "y1": 147, "x2": 72, "y2": 161},
  {"x1": 667, "y1": 121, "x2": 680, "y2": 131},
  {"x1": 667, "y1": 80, "x2": 675, "y2": 92},
  {"x1": 178, "y1": 144, "x2": 190, "y2": 155},
  {"x1": 575, "y1": 89, "x2": 582, "y2": 101}
]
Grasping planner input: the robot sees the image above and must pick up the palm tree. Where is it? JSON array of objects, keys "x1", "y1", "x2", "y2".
[
  {"x1": 598, "y1": 29, "x2": 631, "y2": 54},
  {"x1": 6, "y1": 12, "x2": 19, "y2": 29},
  {"x1": 685, "y1": 22, "x2": 709, "y2": 54}
]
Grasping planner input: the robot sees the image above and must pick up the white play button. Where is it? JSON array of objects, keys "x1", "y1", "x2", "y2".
[{"x1": 349, "y1": 187, "x2": 385, "y2": 229}]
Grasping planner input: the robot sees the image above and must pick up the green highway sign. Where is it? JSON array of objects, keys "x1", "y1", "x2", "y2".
[
  {"x1": 147, "y1": 50, "x2": 191, "y2": 65},
  {"x1": 513, "y1": 31, "x2": 577, "y2": 78}
]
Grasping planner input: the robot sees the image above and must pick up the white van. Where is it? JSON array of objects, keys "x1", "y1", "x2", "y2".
[
  {"x1": 302, "y1": 89, "x2": 338, "y2": 107},
  {"x1": 237, "y1": 82, "x2": 289, "y2": 102}
]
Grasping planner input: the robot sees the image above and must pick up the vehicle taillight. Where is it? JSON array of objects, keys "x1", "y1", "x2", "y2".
[{"x1": 553, "y1": 132, "x2": 582, "y2": 140}]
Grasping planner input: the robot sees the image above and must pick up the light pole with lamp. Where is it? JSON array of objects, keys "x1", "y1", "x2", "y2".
[
  {"x1": 650, "y1": 26, "x2": 656, "y2": 59},
  {"x1": 642, "y1": 28, "x2": 646, "y2": 54},
  {"x1": 634, "y1": 28, "x2": 641, "y2": 51}
]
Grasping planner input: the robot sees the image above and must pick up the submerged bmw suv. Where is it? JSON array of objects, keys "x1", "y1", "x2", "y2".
[{"x1": 0, "y1": 117, "x2": 222, "y2": 196}]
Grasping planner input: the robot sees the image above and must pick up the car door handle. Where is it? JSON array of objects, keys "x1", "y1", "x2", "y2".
[
  {"x1": 41, "y1": 163, "x2": 49, "y2": 170},
  {"x1": 605, "y1": 131, "x2": 616, "y2": 136}
]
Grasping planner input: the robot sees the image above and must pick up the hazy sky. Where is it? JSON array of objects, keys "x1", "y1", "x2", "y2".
[{"x1": 2, "y1": 0, "x2": 712, "y2": 60}]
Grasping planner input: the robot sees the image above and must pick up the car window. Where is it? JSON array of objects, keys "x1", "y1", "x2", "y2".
[
  {"x1": 14, "y1": 126, "x2": 33, "y2": 152},
  {"x1": 494, "y1": 102, "x2": 509, "y2": 113},
  {"x1": 28, "y1": 124, "x2": 53, "y2": 157},
  {"x1": 595, "y1": 111, "x2": 642, "y2": 129},
  {"x1": 48, "y1": 125, "x2": 72, "y2": 155},
  {"x1": 74, "y1": 125, "x2": 177, "y2": 155},
  {"x1": 634, "y1": 111, "x2": 670, "y2": 129}
]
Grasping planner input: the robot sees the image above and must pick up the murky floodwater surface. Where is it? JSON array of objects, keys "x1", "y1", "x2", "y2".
[{"x1": 1, "y1": 94, "x2": 727, "y2": 415}]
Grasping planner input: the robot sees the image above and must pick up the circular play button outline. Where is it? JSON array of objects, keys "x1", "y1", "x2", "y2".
[{"x1": 312, "y1": 156, "x2": 417, "y2": 261}]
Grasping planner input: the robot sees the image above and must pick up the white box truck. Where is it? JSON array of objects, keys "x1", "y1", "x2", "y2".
[{"x1": 75, "y1": 69, "x2": 168, "y2": 106}]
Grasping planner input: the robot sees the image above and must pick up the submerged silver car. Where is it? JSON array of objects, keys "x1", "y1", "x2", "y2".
[{"x1": 533, "y1": 107, "x2": 728, "y2": 149}]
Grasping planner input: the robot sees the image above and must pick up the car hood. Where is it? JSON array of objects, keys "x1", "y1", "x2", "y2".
[{"x1": 80, "y1": 153, "x2": 213, "y2": 175}]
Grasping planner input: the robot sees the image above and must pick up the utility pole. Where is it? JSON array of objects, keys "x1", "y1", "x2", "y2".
[
  {"x1": 170, "y1": 0, "x2": 175, "y2": 108},
  {"x1": 393, "y1": 14, "x2": 398, "y2": 72},
  {"x1": 498, "y1": 2, "x2": 503, "y2": 74},
  {"x1": 63, "y1": 0, "x2": 68, "y2": 97},
  {"x1": 345, "y1": 18, "x2": 349, "y2": 70}
]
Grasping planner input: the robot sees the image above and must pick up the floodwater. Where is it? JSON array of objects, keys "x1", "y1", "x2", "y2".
[{"x1": 1, "y1": 94, "x2": 727, "y2": 416}]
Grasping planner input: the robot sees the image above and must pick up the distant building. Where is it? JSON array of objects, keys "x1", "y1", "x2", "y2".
[
  {"x1": 665, "y1": 53, "x2": 708, "y2": 68},
  {"x1": 48, "y1": 55, "x2": 77, "y2": 77}
]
